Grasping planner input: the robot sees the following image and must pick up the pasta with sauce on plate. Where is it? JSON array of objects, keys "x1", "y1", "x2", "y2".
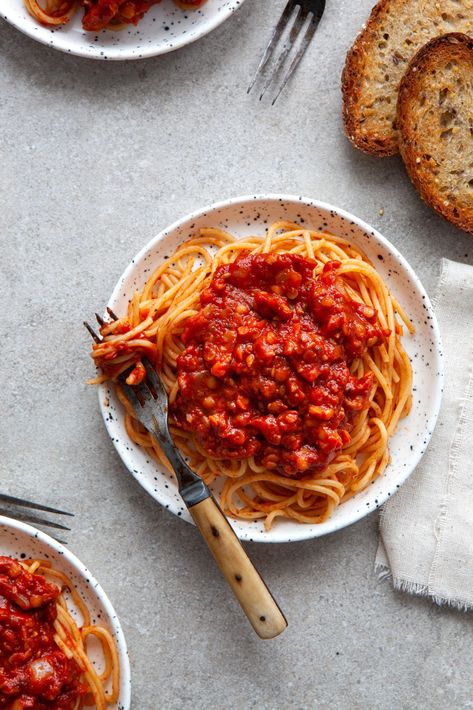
[
  {"x1": 89, "y1": 223, "x2": 413, "y2": 530},
  {"x1": 0, "y1": 556, "x2": 119, "y2": 709},
  {"x1": 24, "y1": 0, "x2": 208, "y2": 32}
]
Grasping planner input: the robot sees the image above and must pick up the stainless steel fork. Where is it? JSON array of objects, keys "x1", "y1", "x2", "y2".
[
  {"x1": 248, "y1": 0, "x2": 326, "y2": 104},
  {"x1": 85, "y1": 317, "x2": 287, "y2": 639},
  {"x1": 0, "y1": 493, "x2": 73, "y2": 541}
]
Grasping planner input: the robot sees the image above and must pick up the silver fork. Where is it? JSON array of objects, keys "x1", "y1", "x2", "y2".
[
  {"x1": 248, "y1": 0, "x2": 326, "y2": 104},
  {"x1": 85, "y1": 316, "x2": 287, "y2": 638},
  {"x1": 0, "y1": 493, "x2": 73, "y2": 542}
]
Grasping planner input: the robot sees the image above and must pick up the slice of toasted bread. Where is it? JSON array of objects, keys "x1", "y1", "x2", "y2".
[
  {"x1": 397, "y1": 33, "x2": 473, "y2": 233},
  {"x1": 342, "y1": 0, "x2": 473, "y2": 157}
]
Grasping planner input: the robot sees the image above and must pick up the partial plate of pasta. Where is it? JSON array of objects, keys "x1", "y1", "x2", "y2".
[
  {"x1": 3, "y1": 0, "x2": 244, "y2": 60},
  {"x1": 91, "y1": 194, "x2": 443, "y2": 543},
  {"x1": 0, "y1": 515, "x2": 131, "y2": 709}
]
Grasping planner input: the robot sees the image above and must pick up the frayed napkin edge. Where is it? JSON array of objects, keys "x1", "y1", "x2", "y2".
[
  {"x1": 375, "y1": 259, "x2": 473, "y2": 614},
  {"x1": 375, "y1": 563, "x2": 473, "y2": 613}
]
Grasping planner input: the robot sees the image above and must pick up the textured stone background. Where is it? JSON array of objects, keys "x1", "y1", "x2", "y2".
[{"x1": 1, "y1": 1, "x2": 473, "y2": 708}]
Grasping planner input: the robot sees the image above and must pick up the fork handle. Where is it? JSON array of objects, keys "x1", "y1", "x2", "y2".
[{"x1": 188, "y1": 496, "x2": 287, "y2": 639}]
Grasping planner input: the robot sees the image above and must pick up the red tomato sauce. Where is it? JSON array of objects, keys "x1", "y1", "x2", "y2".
[
  {"x1": 81, "y1": 0, "x2": 206, "y2": 32},
  {"x1": 173, "y1": 254, "x2": 386, "y2": 478},
  {"x1": 0, "y1": 557, "x2": 86, "y2": 709}
]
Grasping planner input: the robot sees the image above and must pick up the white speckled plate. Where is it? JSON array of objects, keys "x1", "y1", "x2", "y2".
[
  {"x1": 98, "y1": 194, "x2": 443, "y2": 543},
  {"x1": 2, "y1": 0, "x2": 244, "y2": 60},
  {"x1": 0, "y1": 516, "x2": 131, "y2": 709}
]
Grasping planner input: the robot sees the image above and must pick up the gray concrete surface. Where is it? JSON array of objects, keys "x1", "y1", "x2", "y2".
[{"x1": 1, "y1": 1, "x2": 473, "y2": 708}]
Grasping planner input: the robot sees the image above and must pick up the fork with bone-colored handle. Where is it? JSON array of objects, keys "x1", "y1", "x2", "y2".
[{"x1": 85, "y1": 314, "x2": 287, "y2": 639}]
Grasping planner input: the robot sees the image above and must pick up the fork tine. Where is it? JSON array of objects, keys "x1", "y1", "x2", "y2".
[
  {"x1": 259, "y1": 6, "x2": 305, "y2": 101},
  {"x1": 119, "y1": 378, "x2": 146, "y2": 411},
  {"x1": 271, "y1": 13, "x2": 321, "y2": 105},
  {"x1": 138, "y1": 380, "x2": 156, "y2": 405},
  {"x1": 84, "y1": 321, "x2": 101, "y2": 343},
  {"x1": 107, "y1": 307, "x2": 118, "y2": 321},
  {"x1": 247, "y1": 0, "x2": 296, "y2": 94},
  {"x1": 0, "y1": 494, "x2": 73, "y2": 517},
  {"x1": 142, "y1": 359, "x2": 166, "y2": 398},
  {"x1": 0, "y1": 508, "x2": 72, "y2": 532},
  {"x1": 95, "y1": 312, "x2": 105, "y2": 327}
]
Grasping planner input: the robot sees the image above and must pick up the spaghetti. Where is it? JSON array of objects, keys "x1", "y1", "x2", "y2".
[
  {"x1": 90, "y1": 223, "x2": 413, "y2": 530},
  {"x1": 0, "y1": 556, "x2": 119, "y2": 709},
  {"x1": 24, "y1": 0, "x2": 207, "y2": 31}
]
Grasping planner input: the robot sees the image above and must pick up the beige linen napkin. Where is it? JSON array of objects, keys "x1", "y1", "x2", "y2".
[{"x1": 376, "y1": 258, "x2": 473, "y2": 610}]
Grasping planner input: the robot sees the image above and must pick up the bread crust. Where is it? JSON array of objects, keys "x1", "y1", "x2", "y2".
[
  {"x1": 398, "y1": 33, "x2": 473, "y2": 233},
  {"x1": 342, "y1": 0, "x2": 400, "y2": 157},
  {"x1": 342, "y1": 0, "x2": 473, "y2": 159}
]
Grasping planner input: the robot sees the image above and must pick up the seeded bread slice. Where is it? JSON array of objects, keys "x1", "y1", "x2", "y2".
[
  {"x1": 397, "y1": 33, "x2": 473, "y2": 233},
  {"x1": 342, "y1": 0, "x2": 473, "y2": 157}
]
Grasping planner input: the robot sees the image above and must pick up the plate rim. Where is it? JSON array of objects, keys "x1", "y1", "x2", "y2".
[
  {"x1": 98, "y1": 193, "x2": 444, "y2": 542},
  {"x1": 2, "y1": 0, "x2": 245, "y2": 61},
  {"x1": 0, "y1": 514, "x2": 132, "y2": 709}
]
